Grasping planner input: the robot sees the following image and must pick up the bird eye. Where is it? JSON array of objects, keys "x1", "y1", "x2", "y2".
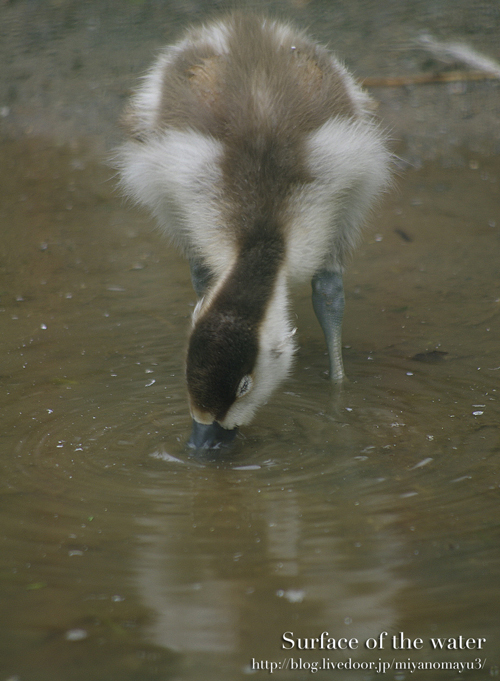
[{"x1": 236, "y1": 374, "x2": 253, "y2": 398}]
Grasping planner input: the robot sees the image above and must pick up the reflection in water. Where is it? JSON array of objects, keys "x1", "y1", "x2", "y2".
[
  {"x1": 1, "y1": 142, "x2": 499, "y2": 679},
  {"x1": 134, "y1": 463, "x2": 405, "y2": 678},
  {"x1": 266, "y1": 492, "x2": 301, "y2": 576},
  {"x1": 137, "y1": 518, "x2": 239, "y2": 654}
]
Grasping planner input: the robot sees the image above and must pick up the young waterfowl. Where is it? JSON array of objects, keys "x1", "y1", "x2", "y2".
[{"x1": 117, "y1": 13, "x2": 391, "y2": 449}]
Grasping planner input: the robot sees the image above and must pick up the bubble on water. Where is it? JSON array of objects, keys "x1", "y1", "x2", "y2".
[
  {"x1": 276, "y1": 589, "x2": 305, "y2": 603},
  {"x1": 65, "y1": 628, "x2": 88, "y2": 641},
  {"x1": 410, "y1": 457, "x2": 433, "y2": 470}
]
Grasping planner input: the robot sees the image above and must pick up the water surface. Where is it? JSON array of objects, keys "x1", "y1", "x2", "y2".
[{"x1": 1, "y1": 137, "x2": 499, "y2": 680}]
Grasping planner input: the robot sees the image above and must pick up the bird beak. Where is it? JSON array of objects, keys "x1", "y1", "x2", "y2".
[{"x1": 187, "y1": 419, "x2": 238, "y2": 451}]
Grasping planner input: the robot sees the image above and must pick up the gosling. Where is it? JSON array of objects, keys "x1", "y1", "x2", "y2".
[{"x1": 117, "y1": 13, "x2": 391, "y2": 449}]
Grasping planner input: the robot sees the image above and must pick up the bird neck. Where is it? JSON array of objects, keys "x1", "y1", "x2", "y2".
[
  {"x1": 209, "y1": 230, "x2": 286, "y2": 326},
  {"x1": 186, "y1": 229, "x2": 290, "y2": 424}
]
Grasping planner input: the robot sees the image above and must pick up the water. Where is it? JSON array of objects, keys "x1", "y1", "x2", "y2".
[
  {"x1": 2, "y1": 0, "x2": 500, "y2": 676},
  {"x1": 1, "y1": 135, "x2": 499, "y2": 680}
]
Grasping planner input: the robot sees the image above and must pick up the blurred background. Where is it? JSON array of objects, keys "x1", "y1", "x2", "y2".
[{"x1": 1, "y1": 0, "x2": 500, "y2": 160}]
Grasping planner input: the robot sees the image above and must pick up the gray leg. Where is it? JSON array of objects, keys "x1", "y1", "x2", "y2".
[
  {"x1": 189, "y1": 257, "x2": 212, "y2": 299},
  {"x1": 311, "y1": 269, "x2": 345, "y2": 382}
]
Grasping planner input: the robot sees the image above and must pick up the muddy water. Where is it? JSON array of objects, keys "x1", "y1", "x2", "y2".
[{"x1": 1, "y1": 138, "x2": 499, "y2": 680}]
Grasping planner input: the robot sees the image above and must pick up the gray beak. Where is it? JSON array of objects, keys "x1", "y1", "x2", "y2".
[{"x1": 188, "y1": 419, "x2": 238, "y2": 451}]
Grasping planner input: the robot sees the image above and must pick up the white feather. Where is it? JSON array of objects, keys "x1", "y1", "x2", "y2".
[
  {"x1": 220, "y1": 270, "x2": 296, "y2": 430},
  {"x1": 283, "y1": 117, "x2": 392, "y2": 277},
  {"x1": 118, "y1": 130, "x2": 237, "y2": 276},
  {"x1": 417, "y1": 33, "x2": 500, "y2": 77}
]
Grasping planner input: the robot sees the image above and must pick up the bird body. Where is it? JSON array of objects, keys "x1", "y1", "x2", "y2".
[{"x1": 117, "y1": 13, "x2": 391, "y2": 446}]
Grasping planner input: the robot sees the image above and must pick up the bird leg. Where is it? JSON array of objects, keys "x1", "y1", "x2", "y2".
[
  {"x1": 189, "y1": 257, "x2": 213, "y2": 299},
  {"x1": 311, "y1": 269, "x2": 346, "y2": 382}
]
